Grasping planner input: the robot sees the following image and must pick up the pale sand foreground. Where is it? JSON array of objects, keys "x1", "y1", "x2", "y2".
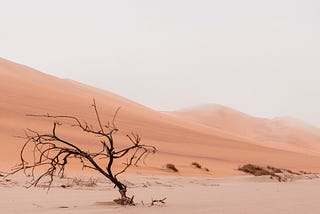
[{"x1": 1, "y1": 174, "x2": 320, "y2": 214}]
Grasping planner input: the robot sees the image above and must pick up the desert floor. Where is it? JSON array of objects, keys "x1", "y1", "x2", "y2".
[
  {"x1": 1, "y1": 173, "x2": 320, "y2": 214},
  {"x1": 1, "y1": 58, "x2": 320, "y2": 213}
]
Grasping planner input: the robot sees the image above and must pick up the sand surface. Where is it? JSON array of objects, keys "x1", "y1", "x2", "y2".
[
  {"x1": 0, "y1": 58, "x2": 320, "y2": 214},
  {"x1": 1, "y1": 57, "x2": 320, "y2": 213},
  {"x1": 1, "y1": 173, "x2": 320, "y2": 214},
  {"x1": 1, "y1": 57, "x2": 320, "y2": 177}
]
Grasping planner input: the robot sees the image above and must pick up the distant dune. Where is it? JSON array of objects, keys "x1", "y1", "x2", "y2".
[
  {"x1": 168, "y1": 104, "x2": 320, "y2": 155},
  {"x1": 1, "y1": 57, "x2": 320, "y2": 176}
]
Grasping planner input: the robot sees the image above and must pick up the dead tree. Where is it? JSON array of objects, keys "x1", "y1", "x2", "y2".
[{"x1": 8, "y1": 100, "x2": 156, "y2": 205}]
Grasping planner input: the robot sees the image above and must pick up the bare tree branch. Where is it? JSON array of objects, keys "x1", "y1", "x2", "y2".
[{"x1": 7, "y1": 101, "x2": 157, "y2": 205}]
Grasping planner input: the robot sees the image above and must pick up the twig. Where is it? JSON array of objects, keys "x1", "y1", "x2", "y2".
[{"x1": 151, "y1": 197, "x2": 167, "y2": 206}]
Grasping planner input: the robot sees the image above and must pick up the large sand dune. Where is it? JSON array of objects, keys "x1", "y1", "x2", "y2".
[{"x1": 1, "y1": 57, "x2": 320, "y2": 176}]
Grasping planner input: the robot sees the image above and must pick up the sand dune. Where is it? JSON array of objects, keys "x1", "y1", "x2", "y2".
[
  {"x1": 169, "y1": 104, "x2": 320, "y2": 155},
  {"x1": 1, "y1": 57, "x2": 320, "y2": 176}
]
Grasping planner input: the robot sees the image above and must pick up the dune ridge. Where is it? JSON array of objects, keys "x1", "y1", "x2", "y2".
[
  {"x1": 169, "y1": 104, "x2": 320, "y2": 155},
  {"x1": 1, "y1": 57, "x2": 320, "y2": 176}
]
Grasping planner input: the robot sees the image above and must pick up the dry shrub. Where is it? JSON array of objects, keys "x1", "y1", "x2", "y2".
[
  {"x1": 239, "y1": 164, "x2": 265, "y2": 175},
  {"x1": 253, "y1": 169, "x2": 273, "y2": 176},
  {"x1": 191, "y1": 162, "x2": 202, "y2": 169},
  {"x1": 239, "y1": 164, "x2": 313, "y2": 182},
  {"x1": 166, "y1": 163, "x2": 178, "y2": 172},
  {"x1": 267, "y1": 166, "x2": 282, "y2": 173},
  {"x1": 64, "y1": 177, "x2": 98, "y2": 188},
  {"x1": 71, "y1": 177, "x2": 82, "y2": 186},
  {"x1": 238, "y1": 164, "x2": 277, "y2": 177}
]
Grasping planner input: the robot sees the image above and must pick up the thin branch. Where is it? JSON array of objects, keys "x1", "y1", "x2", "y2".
[{"x1": 92, "y1": 99, "x2": 105, "y2": 134}]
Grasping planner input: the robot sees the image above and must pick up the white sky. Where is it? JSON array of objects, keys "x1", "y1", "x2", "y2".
[{"x1": 1, "y1": 0, "x2": 320, "y2": 127}]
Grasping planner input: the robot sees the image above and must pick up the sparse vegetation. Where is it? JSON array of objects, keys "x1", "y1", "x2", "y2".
[
  {"x1": 87, "y1": 177, "x2": 98, "y2": 187},
  {"x1": 166, "y1": 163, "x2": 178, "y2": 172},
  {"x1": 191, "y1": 162, "x2": 210, "y2": 172},
  {"x1": 70, "y1": 177, "x2": 82, "y2": 186},
  {"x1": 238, "y1": 164, "x2": 309, "y2": 182},
  {"x1": 191, "y1": 162, "x2": 202, "y2": 169},
  {"x1": 239, "y1": 164, "x2": 275, "y2": 176},
  {"x1": 267, "y1": 166, "x2": 282, "y2": 173},
  {"x1": 238, "y1": 164, "x2": 281, "y2": 180},
  {"x1": 203, "y1": 167, "x2": 210, "y2": 172},
  {"x1": 62, "y1": 177, "x2": 98, "y2": 188}
]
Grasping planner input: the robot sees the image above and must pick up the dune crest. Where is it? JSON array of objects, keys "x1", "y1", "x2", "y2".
[{"x1": 169, "y1": 104, "x2": 320, "y2": 155}]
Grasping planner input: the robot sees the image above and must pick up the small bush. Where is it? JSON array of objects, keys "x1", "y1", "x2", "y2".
[
  {"x1": 166, "y1": 163, "x2": 178, "y2": 172},
  {"x1": 253, "y1": 169, "x2": 272, "y2": 176},
  {"x1": 65, "y1": 177, "x2": 98, "y2": 187},
  {"x1": 87, "y1": 177, "x2": 98, "y2": 187},
  {"x1": 239, "y1": 164, "x2": 306, "y2": 182},
  {"x1": 238, "y1": 164, "x2": 276, "y2": 176},
  {"x1": 191, "y1": 162, "x2": 202, "y2": 169},
  {"x1": 72, "y1": 177, "x2": 82, "y2": 186}
]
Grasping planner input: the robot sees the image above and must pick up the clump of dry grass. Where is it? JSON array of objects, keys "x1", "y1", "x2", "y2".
[
  {"x1": 238, "y1": 164, "x2": 283, "y2": 181},
  {"x1": 61, "y1": 177, "x2": 98, "y2": 188},
  {"x1": 239, "y1": 164, "x2": 274, "y2": 176},
  {"x1": 267, "y1": 166, "x2": 282, "y2": 173},
  {"x1": 203, "y1": 167, "x2": 210, "y2": 172},
  {"x1": 191, "y1": 162, "x2": 202, "y2": 169},
  {"x1": 238, "y1": 164, "x2": 307, "y2": 182},
  {"x1": 166, "y1": 163, "x2": 179, "y2": 172},
  {"x1": 191, "y1": 162, "x2": 210, "y2": 172}
]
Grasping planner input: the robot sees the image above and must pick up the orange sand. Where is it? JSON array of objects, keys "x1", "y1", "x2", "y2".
[{"x1": 1, "y1": 57, "x2": 320, "y2": 176}]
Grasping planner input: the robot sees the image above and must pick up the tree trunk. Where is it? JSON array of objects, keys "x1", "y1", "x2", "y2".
[{"x1": 114, "y1": 186, "x2": 134, "y2": 205}]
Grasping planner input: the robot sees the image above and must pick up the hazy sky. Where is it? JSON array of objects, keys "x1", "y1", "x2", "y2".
[{"x1": 1, "y1": 0, "x2": 320, "y2": 126}]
